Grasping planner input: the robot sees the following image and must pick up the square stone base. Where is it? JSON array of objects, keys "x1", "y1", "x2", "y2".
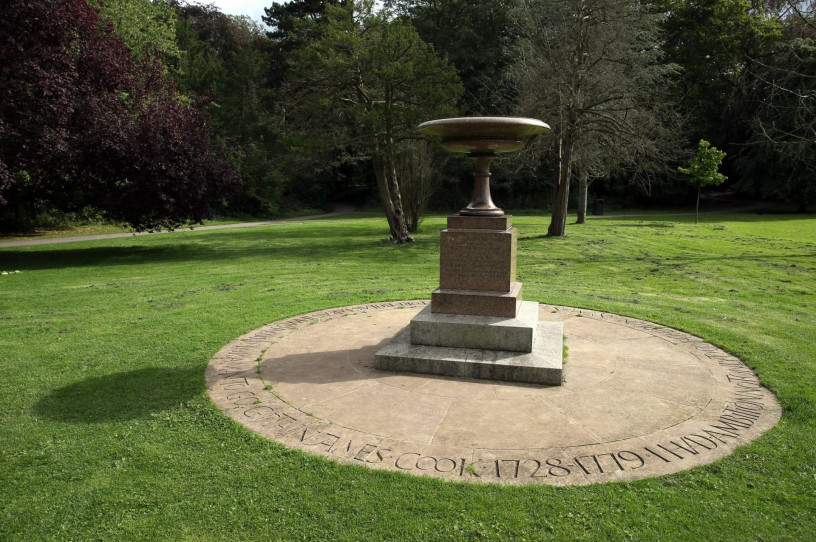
[
  {"x1": 374, "y1": 321, "x2": 563, "y2": 385},
  {"x1": 411, "y1": 301, "x2": 538, "y2": 352},
  {"x1": 432, "y1": 282, "x2": 522, "y2": 318}
]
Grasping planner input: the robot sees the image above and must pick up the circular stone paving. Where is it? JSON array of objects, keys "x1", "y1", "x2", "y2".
[{"x1": 206, "y1": 301, "x2": 780, "y2": 486}]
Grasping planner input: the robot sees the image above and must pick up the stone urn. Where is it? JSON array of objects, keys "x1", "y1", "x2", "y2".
[{"x1": 417, "y1": 117, "x2": 550, "y2": 216}]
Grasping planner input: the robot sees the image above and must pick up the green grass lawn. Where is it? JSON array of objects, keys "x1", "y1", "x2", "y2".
[
  {"x1": 0, "y1": 209, "x2": 331, "y2": 242},
  {"x1": 1, "y1": 213, "x2": 814, "y2": 541},
  {"x1": 0, "y1": 219, "x2": 247, "y2": 241}
]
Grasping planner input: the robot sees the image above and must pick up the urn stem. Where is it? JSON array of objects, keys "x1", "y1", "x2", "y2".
[{"x1": 460, "y1": 154, "x2": 503, "y2": 216}]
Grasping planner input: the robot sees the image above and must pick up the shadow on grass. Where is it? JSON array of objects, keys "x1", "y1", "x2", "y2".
[
  {"x1": 597, "y1": 213, "x2": 814, "y2": 224},
  {"x1": 601, "y1": 222, "x2": 677, "y2": 228},
  {"x1": 1, "y1": 225, "x2": 435, "y2": 271},
  {"x1": 34, "y1": 367, "x2": 201, "y2": 423}
]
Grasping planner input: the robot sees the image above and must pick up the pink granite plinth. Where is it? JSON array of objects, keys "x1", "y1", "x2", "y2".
[
  {"x1": 432, "y1": 282, "x2": 522, "y2": 318},
  {"x1": 434, "y1": 215, "x2": 520, "y2": 318},
  {"x1": 446, "y1": 215, "x2": 512, "y2": 230},
  {"x1": 439, "y1": 227, "x2": 517, "y2": 293}
]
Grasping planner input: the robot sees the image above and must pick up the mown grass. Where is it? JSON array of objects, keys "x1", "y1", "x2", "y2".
[
  {"x1": 1, "y1": 212, "x2": 814, "y2": 541},
  {"x1": 0, "y1": 208, "x2": 332, "y2": 241}
]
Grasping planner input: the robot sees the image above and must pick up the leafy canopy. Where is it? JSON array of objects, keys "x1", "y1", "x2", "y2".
[
  {"x1": 283, "y1": 0, "x2": 462, "y2": 242},
  {"x1": 0, "y1": 0, "x2": 240, "y2": 230},
  {"x1": 679, "y1": 139, "x2": 728, "y2": 188},
  {"x1": 287, "y1": 0, "x2": 462, "y2": 149},
  {"x1": 91, "y1": 0, "x2": 180, "y2": 62}
]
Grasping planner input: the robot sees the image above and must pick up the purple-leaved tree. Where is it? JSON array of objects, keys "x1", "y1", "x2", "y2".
[{"x1": 0, "y1": 0, "x2": 240, "y2": 230}]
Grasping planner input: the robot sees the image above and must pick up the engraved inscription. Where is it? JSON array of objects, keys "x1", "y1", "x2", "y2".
[
  {"x1": 440, "y1": 230, "x2": 515, "y2": 292},
  {"x1": 206, "y1": 302, "x2": 780, "y2": 486}
]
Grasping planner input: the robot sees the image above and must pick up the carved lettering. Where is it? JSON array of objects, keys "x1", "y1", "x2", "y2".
[
  {"x1": 726, "y1": 374, "x2": 759, "y2": 383},
  {"x1": 243, "y1": 406, "x2": 278, "y2": 420},
  {"x1": 617, "y1": 451, "x2": 645, "y2": 469},
  {"x1": 657, "y1": 440, "x2": 698, "y2": 459},
  {"x1": 219, "y1": 377, "x2": 249, "y2": 390},
  {"x1": 261, "y1": 411, "x2": 299, "y2": 432},
  {"x1": 208, "y1": 302, "x2": 778, "y2": 485},
  {"x1": 495, "y1": 459, "x2": 521, "y2": 479},
  {"x1": 217, "y1": 365, "x2": 247, "y2": 377},
  {"x1": 459, "y1": 459, "x2": 480, "y2": 477},
  {"x1": 299, "y1": 427, "x2": 341, "y2": 452},
  {"x1": 366, "y1": 448, "x2": 391, "y2": 464},
  {"x1": 353, "y1": 443, "x2": 377, "y2": 461},
  {"x1": 734, "y1": 389, "x2": 764, "y2": 400},
  {"x1": 574, "y1": 453, "x2": 625, "y2": 475},
  {"x1": 733, "y1": 400, "x2": 764, "y2": 410},
  {"x1": 434, "y1": 458, "x2": 458, "y2": 473},
  {"x1": 574, "y1": 454, "x2": 604, "y2": 475},
  {"x1": 643, "y1": 446, "x2": 671, "y2": 463},
  {"x1": 682, "y1": 435, "x2": 718, "y2": 451},
  {"x1": 227, "y1": 391, "x2": 258, "y2": 405},
  {"x1": 527, "y1": 459, "x2": 547, "y2": 478},
  {"x1": 312, "y1": 433, "x2": 340, "y2": 451},
  {"x1": 701, "y1": 429, "x2": 740, "y2": 444},
  {"x1": 328, "y1": 439, "x2": 353, "y2": 455},
  {"x1": 723, "y1": 406, "x2": 761, "y2": 420},
  {"x1": 710, "y1": 417, "x2": 750, "y2": 433},
  {"x1": 600, "y1": 452, "x2": 625, "y2": 471},
  {"x1": 546, "y1": 458, "x2": 571, "y2": 477},
  {"x1": 395, "y1": 452, "x2": 421, "y2": 470}
]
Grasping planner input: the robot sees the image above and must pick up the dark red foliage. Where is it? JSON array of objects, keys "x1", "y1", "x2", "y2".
[{"x1": 0, "y1": 0, "x2": 240, "y2": 229}]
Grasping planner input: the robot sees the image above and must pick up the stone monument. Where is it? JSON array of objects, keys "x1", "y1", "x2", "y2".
[{"x1": 375, "y1": 117, "x2": 563, "y2": 385}]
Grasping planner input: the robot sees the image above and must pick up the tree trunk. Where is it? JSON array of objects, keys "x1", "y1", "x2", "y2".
[
  {"x1": 372, "y1": 153, "x2": 399, "y2": 239},
  {"x1": 407, "y1": 209, "x2": 419, "y2": 233},
  {"x1": 548, "y1": 134, "x2": 574, "y2": 237},
  {"x1": 372, "y1": 152, "x2": 413, "y2": 243},
  {"x1": 695, "y1": 185, "x2": 700, "y2": 224},
  {"x1": 576, "y1": 170, "x2": 589, "y2": 224},
  {"x1": 385, "y1": 151, "x2": 413, "y2": 243}
]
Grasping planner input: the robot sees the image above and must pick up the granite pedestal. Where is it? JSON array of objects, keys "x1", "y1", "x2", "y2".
[{"x1": 375, "y1": 215, "x2": 563, "y2": 385}]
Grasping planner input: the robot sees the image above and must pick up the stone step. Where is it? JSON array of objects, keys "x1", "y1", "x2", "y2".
[
  {"x1": 375, "y1": 320, "x2": 563, "y2": 386},
  {"x1": 412, "y1": 301, "x2": 538, "y2": 352}
]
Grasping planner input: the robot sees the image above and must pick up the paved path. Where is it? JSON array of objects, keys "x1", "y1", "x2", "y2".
[
  {"x1": 0, "y1": 204, "x2": 357, "y2": 248},
  {"x1": 207, "y1": 302, "x2": 781, "y2": 486}
]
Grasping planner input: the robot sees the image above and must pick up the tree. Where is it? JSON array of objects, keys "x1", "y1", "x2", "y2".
[
  {"x1": 678, "y1": 139, "x2": 727, "y2": 223},
  {"x1": 395, "y1": 139, "x2": 443, "y2": 232},
  {"x1": 264, "y1": 0, "x2": 333, "y2": 52},
  {"x1": 262, "y1": 0, "x2": 336, "y2": 88},
  {"x1": 735, "y1": 1, "x2": 816, "y2": 210},
  {"x1": 171, "y1": 3, "x2": 301, "y2": 217},
  {"x1": 88, "y1": 57, "x2": 241, "y2": 230},
  {"x1": 91, "y1": 0, "x2": 180, "y2": 63},
  {"x1": 656, "y1": 0, "x2": 782, "y2": 148},
  {"x1": 513, "y1": 0, "x2": 679, "y2": 236},
  {"x1": 0, "y1": 0, "x2": 239, "y2": 230},
  {"x1": 387, "y1": 0, "x2": 519, "y2": 114},
  {"x1": 285, "y1": 0, "x2": 463, "y2": 242}
]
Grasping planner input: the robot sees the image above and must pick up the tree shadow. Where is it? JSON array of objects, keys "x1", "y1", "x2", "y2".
[
  {"x1": 0, "y1": 225, "x2": 431, "y2": 271},
  {"x1": 260, "y1": 338, "x2": 392, "y2": 386},
  {"x1": 601, "y1": 223, "x2": 676, "y2": 228},
  {"x1": 517, "y1": 234, "x2": 555, "y2": 241},
  {"x1": 34, "y1": 367, "x2": 202, "y2": 423}
]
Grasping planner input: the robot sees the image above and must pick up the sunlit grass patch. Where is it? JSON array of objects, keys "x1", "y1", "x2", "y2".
[{"x1": 1, "y1": 212, "x2": 814, "y2": 540}]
